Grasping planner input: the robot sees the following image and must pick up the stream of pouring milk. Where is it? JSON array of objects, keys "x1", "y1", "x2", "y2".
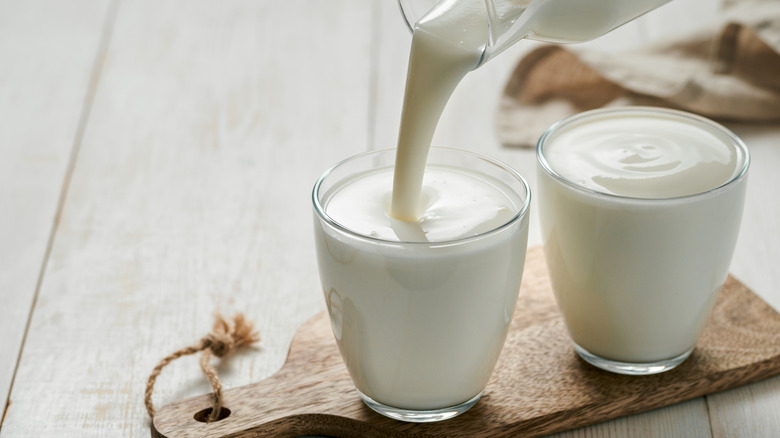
[
  {"x1": 389, "y1": 0, "x2": 490, "y2": 221},
  {"x1": 390, "y1": 0, "x2": 671, "y2": 221},
  {"x1": 390, "y1": 0, "x2": 488, "y2": 221}
]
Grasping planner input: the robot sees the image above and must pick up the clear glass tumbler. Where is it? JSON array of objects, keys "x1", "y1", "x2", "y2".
[
  {"x1": 312, "y1": 147, "x2": 531, "y2": 422},
  {"x1": 537, "y1": 107, "x2": 749, "y2": 375}
]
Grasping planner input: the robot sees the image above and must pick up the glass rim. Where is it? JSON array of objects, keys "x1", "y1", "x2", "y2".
[
  {"x1": 536, "y1": 106, "x2": 750, "y2": 204},
  {"x1": 312, "y1": 146, "x2": 531, "y2": 246}
]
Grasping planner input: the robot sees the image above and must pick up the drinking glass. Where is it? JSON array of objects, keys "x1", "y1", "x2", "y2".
[
  {"x1": 312, "y1": 147, "x2": 531, "y2": 421},
  {"x1": 537, "y1": 107, "x2": 749, "y2": 375}
]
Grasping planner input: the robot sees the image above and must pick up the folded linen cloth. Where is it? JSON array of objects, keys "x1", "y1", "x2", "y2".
[{"x1": 497, "y1": 0, "x2": 780, "y2": 148}]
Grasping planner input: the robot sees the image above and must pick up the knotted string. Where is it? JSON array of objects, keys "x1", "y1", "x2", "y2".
[{"x1": 145, "y1": 313, "x2": 260, "y2": 422}]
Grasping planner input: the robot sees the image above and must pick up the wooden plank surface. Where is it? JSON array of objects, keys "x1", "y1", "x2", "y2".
[
  {"x1": 1, "y1": 0, "x2": 779, "y2": 436},
  {"x1": 0, "y1": 0, "x2": 371, "y2": 436},
  {"x1": 0, "y1": 0, "x2": 111, "y2": 414}
]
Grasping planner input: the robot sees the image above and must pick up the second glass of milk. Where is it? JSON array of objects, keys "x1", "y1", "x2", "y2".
[
  {"x1": 537, "y1": 107, "x2": 749, "y2": 375},
  {"x1": 313, "y1": 147, "x2": 531, "y2": 422}
]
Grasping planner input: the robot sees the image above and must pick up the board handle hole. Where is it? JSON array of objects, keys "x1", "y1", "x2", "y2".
[{"x1": 193, "y1": 407, "x2": 231, "y2": 423}]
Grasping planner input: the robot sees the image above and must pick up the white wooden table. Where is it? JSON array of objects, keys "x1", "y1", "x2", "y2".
[{"x1": 2, "y1": 0, "x2": 779, "y2": 436}]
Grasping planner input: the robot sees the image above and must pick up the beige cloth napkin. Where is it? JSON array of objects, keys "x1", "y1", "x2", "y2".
[{"x1": 497, "y1": 0, "x2": 780, "y2": 148}]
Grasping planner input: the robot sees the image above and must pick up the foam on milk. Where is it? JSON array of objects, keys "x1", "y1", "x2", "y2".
[
  {"x1": 542, "y1": 112, "x2": 743, "y2": 198},
  {"x1": 326, "y1": 166, "x2": 518, "y2": 242}
]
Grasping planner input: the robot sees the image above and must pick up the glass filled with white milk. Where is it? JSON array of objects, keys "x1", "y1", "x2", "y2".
[
  {"x1": 537, "y1": 107, "x2": 749, "y2": 375},
  {"x1": 313, "y1": 147, "x2": 530, "y2": 422}
]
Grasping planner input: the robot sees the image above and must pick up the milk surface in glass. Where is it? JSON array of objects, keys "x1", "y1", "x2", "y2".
[{"x1": 537, "y1": 107, "x2": 749, "y2": 374}]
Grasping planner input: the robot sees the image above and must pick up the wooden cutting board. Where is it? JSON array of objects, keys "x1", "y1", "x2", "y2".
[{"x1": 152, "y1": 247, "x2": 780, "y2": 438}]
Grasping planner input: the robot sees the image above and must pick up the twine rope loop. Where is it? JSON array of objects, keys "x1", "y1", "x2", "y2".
[{"x1": 145, "y1": 313, "x2": 260, "y2": 423}]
